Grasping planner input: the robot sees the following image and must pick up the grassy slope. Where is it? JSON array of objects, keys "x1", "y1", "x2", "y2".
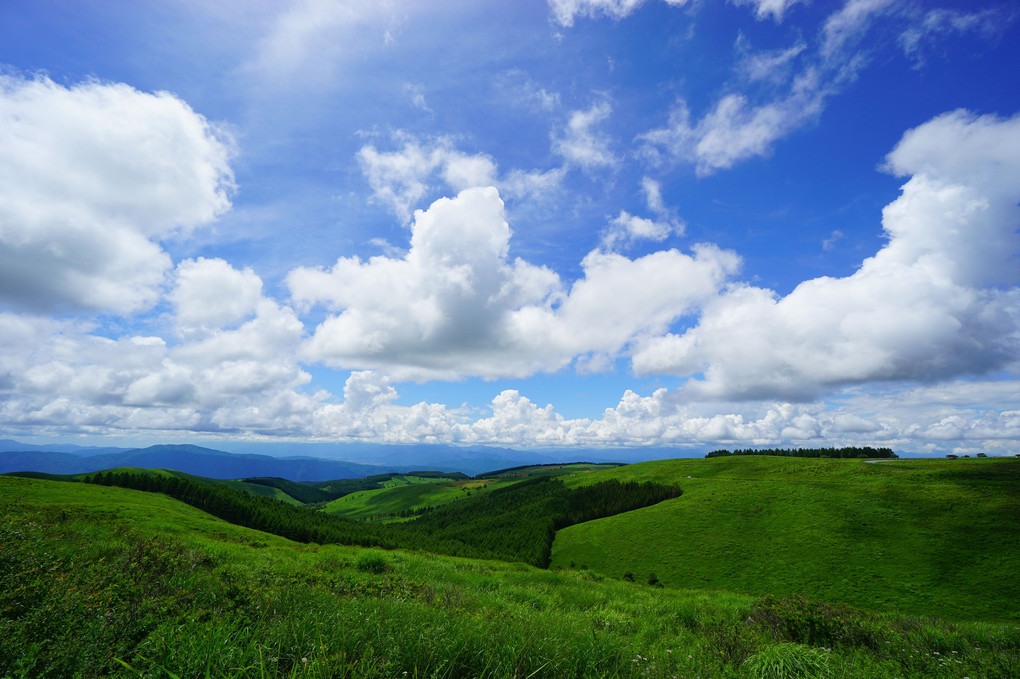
[
  {"x1": 478, "y1": 462, "x2": 624, "y2": 480},
  {"x1": 320, "y1": 477, "x2": 514, "y2": 521},
  {"x1": 85, "y1": 467, "x2": 306, "y2": 505},
  {"x1": 321, "y1": 466, "x2": 626, "y2": 522},
  {"x1": 551, "y1": 456, "x2": 1020, "y2": 622},
  {"x1": 5, "y1": 475, "x2": 1018, "y2": 679},
  {"x1": 166, "y1": 470, "x2": 304, "y2": 505}
]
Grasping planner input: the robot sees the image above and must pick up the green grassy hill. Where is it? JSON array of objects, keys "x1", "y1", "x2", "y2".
[
  {"x1": 4, "y1": 474, "x2": 1018, "y2": 679},
  {"x1": 551, "y1": 456, "x2": 1020, "y2": 622},
  {"x1": 320, "y1": 476, "x2": 510, "y2": 521},
  {"x1": 477, "y1": 462, "x2": 624, "y2": 480},
  {"x1": 5, "y1": 467, "x2": 306, "y2": 505},
  {"x1": 321, "y1": 466, "x2": 624, "y2": 522}
]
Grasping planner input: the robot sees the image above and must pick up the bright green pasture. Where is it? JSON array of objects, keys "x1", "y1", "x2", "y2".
[
  {"x1": 320, "y1": 465, "x2": 624, "y2": 522},
  {"x1": 320, "y1": 476, "x2": 513, "y2": 521},
  {"x1": 479, "y1": 462, "x2": 623, "y2": 480},
  {"x1": 5, "y1": 474, "x2": 1019, "y2": 679},
  {"x1": 551, "y1": 456, "x2": 1020, "y2": 622}
]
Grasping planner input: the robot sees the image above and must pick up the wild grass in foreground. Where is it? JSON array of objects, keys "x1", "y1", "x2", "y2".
[{"x1": 2, "y1": 476, "x2": 1018, "y2": 678}]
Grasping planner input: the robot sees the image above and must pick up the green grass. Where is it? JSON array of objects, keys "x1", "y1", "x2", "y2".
[
  {"x1": 3, "y1": 475, "x2": 1019, "y2": 678},
  {"x1": 321, "y1": 466, "x2": 629, "y2": 522},
  {"x1": 305, "y1": 472, "x2": 469, "y2": 502},
  {"x1": 239, "y1": 477, "x2": 335, "y2": 504},
  {"x1": 320, "y1": 477, "x2": 514, "y2": 521},
  {"x1": 477, "y1": 462, "x2": 624, "y2": 480},
  {"x1": 128, "y1": 468, "x2": 306, "y2": 505},
  {"x1": 6, "y1": 467, "x2": 305, "y2": 506},
  {"x1": 551, "y1": 456, "x2": 1020, "y2": 622}
]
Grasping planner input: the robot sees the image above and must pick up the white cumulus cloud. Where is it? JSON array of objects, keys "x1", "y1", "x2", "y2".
[
  {"x1": 632, "y1": 109, "x2": 1020, "y2": 400},
  {"x1": 172, "y1": 258, "x2": 264, "y2": 333},
  {"x1": 290, "y1": 186, "x2": 738, "y2": 380},
  {"x1": 601, "y1": 211, "x2": 678, "y2": 250},
  {"x1": 357, "y1": 134, "x2": 499, "y2": 222},
  {"x1": 553, "y1": 101, "x2": 617, "y2": 171},
  {"x1": 0, "y1": 76, "x2": 234, "y2": 315}
]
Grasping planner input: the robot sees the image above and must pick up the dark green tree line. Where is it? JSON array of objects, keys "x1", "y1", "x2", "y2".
[{"x1": 706, "y1": 447, "x2": 897, "y2": 459}]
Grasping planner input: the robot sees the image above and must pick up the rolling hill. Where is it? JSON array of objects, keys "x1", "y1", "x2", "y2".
[
  {"x1": 319, "y1": 465, "x2": 621, "y2": 522},
  {"x1": 549, "y1": 456, "x2": 1020, "y2": 621}
]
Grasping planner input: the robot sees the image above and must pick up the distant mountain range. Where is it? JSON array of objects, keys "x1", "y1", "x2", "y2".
[
  {"x1": 0, "y1": 444, "x2": 413, "y2": 482},
  {"x1": 0, "y1": 439, "x2": 133, "y2": 456},
  {"x1": 0, "y1": 438, "x2": 704, "y2": 479}
]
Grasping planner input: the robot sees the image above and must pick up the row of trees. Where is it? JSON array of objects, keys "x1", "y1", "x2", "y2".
[
  {"x1": 706, "y1": 447, "x2": 898, "y2": 459},
  {"x1": 84, "y1": 472, "x2": 682, "y2": 568}
]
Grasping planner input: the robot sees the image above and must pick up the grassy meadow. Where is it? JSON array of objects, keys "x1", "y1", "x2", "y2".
[
  {"x1": 2, "y1": 455, "x2": 1019, "y2": 678},
  {"x1": 4, "y1": 473, "x2": 1019, "y2": 679},
  {"x1": 551, "y1": 456, "x2": 1020, "y2": 621},
  {"x1": 320, "y1": 464, "x2": 623, "y2": 523},
  {"x1": 320, "y1": 476, "x2": 509, "y2": 522}
]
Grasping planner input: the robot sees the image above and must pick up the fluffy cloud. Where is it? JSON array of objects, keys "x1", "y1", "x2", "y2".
[
  {"x1": 633, "y1": 110, "x2": 1020, "y2": 400},
  {"x1": 2, "y1": 310, "x2": 1016, "y2": 450},
  {"x1": 550, "y1": 0, "x2": 667, "y2": 27},
  {"x1": 290, "y1": 373, "x2": 1020, "y2": 451},
  {"x1": 0, "y1": 76, "x2": 234, "y2": 314},
  {"x1": 357, "y1": 135, "x2": 499, "y2": 222},
  {"x1": 553, "y1": 102, "x2": 617, "y2": 171},
  {"x1": 601, "y1": 211, "x2": 678, "y2": 250},
  {"x1": 171, "y1": 258, "x2": 264, "y2": 333},
  {"x1": 290, "y1": 187, "x2": 563, "y2": 379},
  {"x1": 0, "y1": 254, "x2": 312, "y2": 437},
  {"x1": 357, "y1": 133, "x2": 569, "y2": 221},
  {"x1": 640, "y1": 80, "x2": 828, "y2": 175},
  {"x1": 290, "y1": 186, "x2": 737, "y2": 380}
]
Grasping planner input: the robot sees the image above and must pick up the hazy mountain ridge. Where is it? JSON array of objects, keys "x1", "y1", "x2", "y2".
[
  {"x1": 0, "y1": 439, "x2": 639, "y2": 477},
  {"x1": 0, "y1": 444, "x2": 412, "y2": 482},
  {"x1": 0, "y1": 439, "x2": 132, "y2": 456},
  {"x1": 0, "y1": 438, "x2": 710, "y2": 478}
]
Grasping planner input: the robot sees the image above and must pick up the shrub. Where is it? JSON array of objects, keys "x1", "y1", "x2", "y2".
[
  {"x1": 748, "y1": 595, "x2": 889, "y2": 650},
  {"x1": 354, "y1": 552, "x2": 391, "y2": 574},
  {"x1": 743, "y1": 642, "x2": 831, "y2": 679}
]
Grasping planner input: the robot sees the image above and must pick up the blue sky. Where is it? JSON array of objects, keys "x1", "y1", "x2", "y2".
[{"x1": 1, "y1": 0, "x2": 1018, "y2": 455}]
